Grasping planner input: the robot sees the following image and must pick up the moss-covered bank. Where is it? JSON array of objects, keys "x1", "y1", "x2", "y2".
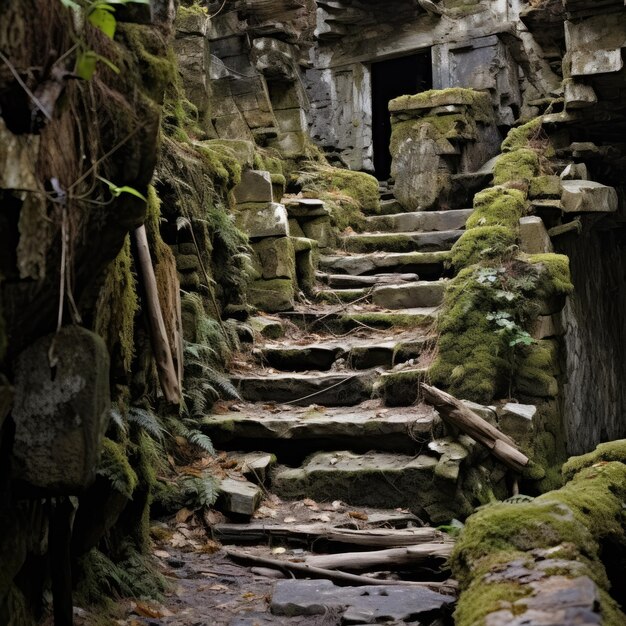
[{"x1": 452, "y1": 441, "x2": 626, "y2": 626}]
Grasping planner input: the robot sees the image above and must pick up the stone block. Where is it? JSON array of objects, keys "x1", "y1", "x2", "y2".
[
  {"x1": 519, "y1": 217, "x2": 553, "y2": 254},
  {"x1": 233, "y1": 169, "x2": 274, "y2": 204},
  {"x1": 251, "y1": 236, "x2": 296, "y2": 281},
  {"x1": 248, "y1": 279, "x2": 295, "y2": 312},
  {"x1": 561, "y1": 180, "x2": 618, "y2": 213},
  {"x1": 274, "y1": 108, "x2": 306, "y2": 133},
  {"x1": 268, "y1": 131, "x2": 307, "y2": 157},
  {"x1": 236, "y1": 202, "x2": 289, "y2": 239},
  {"x1": 284, "y1": 198, "x2": 330, "y2": 219},
  {"x1": 217, "y1": 478, "x2": 261, "y2": 517},
  {"x1": 301, "y1": 216, "x2": 334, "y2": 249},
  {"x1": 564, "y1": 80, "x2": 597, "y2": 110},
  {"x1": 288, "y1": 218, "x2": 306, "y2": 237},
  {"x1": 213, "y1": 113, "x2": 252, "y2": 139},
  {"x1": 560, "y1": 163, "x2": 588, "y2": 181},
  {"x1": 199, "y1": 139, "x2": 256, "y2": 168},
  {"x1": 498, "y1": 403, "x2": 537, "y2": 447},
  {"x1": 243, "y1": 108, "x2": 276, "y2": 129},
  {"x1": 12, "y1": 327, "x2": 110, "y2": 493}
]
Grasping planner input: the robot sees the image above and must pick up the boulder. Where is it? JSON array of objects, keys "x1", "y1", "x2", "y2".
[
  {"x1": 12, "y1": 327, "x2": 110, "y2": 493},
  {"x1": 561, "y1": 180, "x2": 618, "y2": 213}
]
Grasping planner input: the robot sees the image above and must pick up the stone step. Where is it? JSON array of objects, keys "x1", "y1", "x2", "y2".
[
  {"x1": 372, "y1": 280, "x2": 446, "y2": 310},
  {"x1": 319, "y1": 251, "x2": 450, "y2": 279},
  {"x1": 366, "y1": 209, "x2": 473, "y2": 233},
  {"x1": 278, "y1": 307, "x2": 438, "y2": 333},
  {"x1": 376, "y1": 367, "x2": 430, "y2": 407},
  {"x1": 314, "y1": 287, "x2": 369, "y2": 304},
  {"x1": 231, "y1": 370, "x2": 377, "y2": 406},
  {"x1": 340, "y1": 230, "x2": 463, "y2": 254},
  {"x1": 316, "y1": 272, "x2": 420, "y2": 289},
  {"x1": 201, "y1": 402, "x2": 437, "y2": 457},
  {"x1": 273, "y1": 449, "x2": 473, "y2": 523},
  {"x1": 255, "y1": 334, "x2": 435, "y2": 372}
]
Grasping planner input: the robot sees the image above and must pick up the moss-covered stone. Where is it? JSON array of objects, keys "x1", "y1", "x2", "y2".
[
  {"x1": 466, "y1": 187, "x2": 527, "y2": 230},
  {"x1": 450, "y1": 226, "x2": 517, "y2": 269},
  {"x1": 248, "y1": 278, "x2": 295, "y2": 313},
  {"x1": 451, "y1": 457, "x2": 626, "y2": 626},
  {"x1": 389, "y1": 88, "x2": 494, "y2": 123},
  {"x1": 501, "y1": 118, "x2": 543, "y2": 153},
  {"x1": 493, "y1": 149, "x2": 541, "y2": 185},
  {"x1": 529, "y1": 175, "x2": 562, "y2": 199},
  {"x1": 562, "y1": 440, "x2": 626, "y2": 481}
]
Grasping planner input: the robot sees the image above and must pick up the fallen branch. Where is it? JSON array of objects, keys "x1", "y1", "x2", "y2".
[
  {"x1": 420, "y1": 383, "x2": 529, "y2": 472},
  {"x1": 134, "y1": 225, "x2": 181, "y2": 404},
  {"x1": 224, "y1": 548, "x2": 456, "y2": 593},
  {"x1": 305, "y1": 542, "x2": 453, "y2": 572},
  {"x1": 214, "y1": 523, "x2": 448, "y2": 548}
]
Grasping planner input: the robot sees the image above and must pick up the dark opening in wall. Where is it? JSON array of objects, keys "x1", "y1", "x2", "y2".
[{"x1": 371, "y1": 51, "x2": 432, "y2": 181}]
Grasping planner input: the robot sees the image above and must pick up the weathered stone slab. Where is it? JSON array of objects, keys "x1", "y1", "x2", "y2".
[
  {"x1": 231, "y1": 371, "x2": 376, "y2": 406},
  {"x1": 498, "y1": 403, "x2": 537, "y2": 446},
  {"x1": 273, "y1": 450, "x2": 470, "y2": 520},
  {"x1": 236, "y1": 202, "x2": 289, "y2": 238},
  {"x1": 519, "y1": 217, "x2": 554, "y2": 254},
  {"x1": 12, "y1": 327, "x2": 110, "y2": 492},
  {"x1": 561, "y1": 180, "x2": 618, "y2": 213},
  {"x1": 319, "y1": 251, "x2": 449, "y2": 277},
  {"x1": 201, "y1": 403, "x2": 436, "y2": 454},
  {"x1": 317, "y1": 272, "x2": 420, "y2": 289},
  {"x1": 226, "y1": 452, "x2": 276, "y2": 485},
  {"x1": 560, "y1": 162, "x2": 588, "y2": 181},
  {"x1": 234, "y1": 169, "x2": 274, "y2": 204},
  {"x1": 564, "y1": 80, "x2": 597, "y2": 110},
  {"x1": 341, "y1": 229, "x2": 463, "y2": 254},
  {"x1": 217, "y1": 478, "x2": 262, "y2": 517},
  {"x1": 284, "y1": 198, "x2": 329, "y2": 219},
  {"x1": 271, "y1": 579, "x2": 453, "y2": 621},
  {"x1": 248, "y1": 278, "x2": 294, "y2": 312},
  {"x1": 366, "y1": 209, "x2": 473, "y2": 233},
  {"x1": 372, "y1": 280, "x2": 446, "y2": 309}
]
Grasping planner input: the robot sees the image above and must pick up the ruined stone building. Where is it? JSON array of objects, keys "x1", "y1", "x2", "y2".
[{"x1": 0, "y1": 0, "x2": 625, "y2": 624}]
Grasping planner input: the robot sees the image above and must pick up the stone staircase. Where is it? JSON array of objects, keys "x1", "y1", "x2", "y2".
[{"x1": 203, "y1": 184, "x2": 486, "y2": 524}]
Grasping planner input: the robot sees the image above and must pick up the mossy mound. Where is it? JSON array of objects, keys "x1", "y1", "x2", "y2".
[
  {"x1": 450, "y1": 226, "x2": 517, "y2": 269},
  {"x1": 466, "y1": 187, "x2": 527, "y2": 230},
  {"x1": 501, "y1": 118, "x2": 543, "y2": 153},
  {"x1": 493, "y1": 148, "x2": 541, "y2": 185},
  {"x1": 389, "y1": 87, "x2": 494, "y2": 123},
  {"x1": 298, "y1": 164, "x2": 380, "y2": 231},
  {"x1": 452, "y1": 458, "x2": 626, "y2": 626},
  {"x1": 563, "y1": 440, "x2": 626, "y2": 481}
]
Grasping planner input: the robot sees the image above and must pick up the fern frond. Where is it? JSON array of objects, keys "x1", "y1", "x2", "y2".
[
  {"x1": 185, "y1": 429, "x2": 215, "y2": 455},
  {"x1": 128, "y1": 407, "x2": 164, "y2": 441}
]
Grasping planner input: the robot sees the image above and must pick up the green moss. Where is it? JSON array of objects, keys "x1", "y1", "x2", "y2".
[
  {"x1": 493, "y1": 149, "x2": 541, "y2": 185},
  {"x1": 390, "y1": 113, "x2": 476, "y2": 154},
  {"x1": 454, "y1": 580, "x2": 532, "y2": 626},
  {"x1": 501, "y1": 118, "x2": 543, "y2": 152},
  {"x1": 466, "y1": 187, "x2": 527, "y2": 230},
  {"x1": 528, "y1": 253, "x2": 574, "y2": 298},
  {"x1": 563, "y1": 440, "x2": 626, "y2": 481},
  {"x1": 450, "y1": 226, "x2": 517, "y2": 269},
  {"x1": 97, "y1": 438, "x2": 138, "y2": 500},
  {"x1": 529, "y1": 175, "x2": 562, "y2": 199},
  {"x1": 515, "y1": 340, "x2": 559, "y2": 397},
  {"x1": 389, "y1": 88, "x2": 494, "y2": 123},
  {"x1": 452, "y1": 460, "x2": 626, "y2": 626},
  {"x1": 117, "y1": 24, "x2": 176, "y2": 102},
  {"x1": 299, "y1": 164, "x2": 380, "y2": 230},
  {"x1": 196, "y1": 141, "x2": 243, "y2": 192},
  {"x1": 94, "y1": 234, "x2": 139, "y2": 373}
]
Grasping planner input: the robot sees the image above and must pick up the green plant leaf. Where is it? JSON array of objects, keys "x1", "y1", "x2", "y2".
[
  {"x1": 89, "y1": 6, "x2": 117, "y2": 38},
  {"x1": 76, "y1": 51, "x2": 98, "y2": 80},
  {"x1": 98, "y1": 176, "x2": 147, "y2": 201}
]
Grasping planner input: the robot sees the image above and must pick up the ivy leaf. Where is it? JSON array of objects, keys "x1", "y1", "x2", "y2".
[
  {"x1": 89, "y1": 6, "x2": 117, "y2": 39},
  {"x1": 98, "y1": 176, "x2": 147, "y2": 201}
]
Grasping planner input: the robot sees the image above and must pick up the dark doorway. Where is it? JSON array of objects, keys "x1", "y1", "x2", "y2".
[{"x1": 371, "y1": 51, "x2": 432, "y2": 181}]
